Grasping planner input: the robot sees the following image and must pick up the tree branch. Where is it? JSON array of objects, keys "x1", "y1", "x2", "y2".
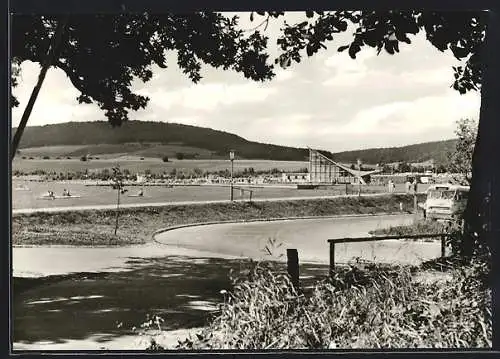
[{"x1": 11, "y1": 16, "x2": 69, "y2": 160}]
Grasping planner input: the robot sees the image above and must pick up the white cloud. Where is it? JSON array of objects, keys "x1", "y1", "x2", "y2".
[
  {"x1": 275, "y1": 69, "x2": 296, "y2": 82},
  {"x1": 139, "y1": 82, "x2": 277, "y2": 112},
  {"x1": 324, "y1": 50, "x2": 375, "y2": 70},
  {"x1": 340, "y1": 91, "x2": 481, "y2": 135},
  {"x1": 322, "y1": 66, "x2": 454, "y2": 89},
  {"x1": 245, "y1": 113, "x2": 314, "y2": 146}
]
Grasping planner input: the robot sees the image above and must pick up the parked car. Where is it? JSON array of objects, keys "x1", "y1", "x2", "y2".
[{"x1": 419, "y1": 184, "x2": 469, "y2": 221}]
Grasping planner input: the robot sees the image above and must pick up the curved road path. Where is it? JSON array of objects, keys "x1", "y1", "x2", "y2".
[
  {"x1": 13, "y1": 214, "x2": 435, "y2": 278},
  {"x1": 154, "y1": 214, "x2": 440, "y2": 265}
]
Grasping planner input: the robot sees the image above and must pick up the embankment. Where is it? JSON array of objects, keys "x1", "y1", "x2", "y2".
[{"x1": 12, "y1": 194, "x2": 425, "y2": 246}]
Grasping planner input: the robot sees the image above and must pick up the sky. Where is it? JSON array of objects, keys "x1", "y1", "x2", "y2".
[{"x1": 11, "y1": 12, "x2": 482, "y2": 153}]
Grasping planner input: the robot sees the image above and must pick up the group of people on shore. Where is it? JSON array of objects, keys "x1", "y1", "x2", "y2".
[{"x1": 387, "y1": 179, "x2": 419, "y2": 193}]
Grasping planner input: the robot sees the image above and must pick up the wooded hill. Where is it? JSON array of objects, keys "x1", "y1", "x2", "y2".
[
  {"x1": 331, "y1": 140, "x2": 457, "y2": 166},
  {"x1": 15, "y1": 121, "x2": 455, "y2": 164}
]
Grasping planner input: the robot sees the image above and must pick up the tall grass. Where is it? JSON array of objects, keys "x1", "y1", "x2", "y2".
[
  {"x1": 369, "y1": 219, "x2": 448, "y2": 237},
  {"x1": 164, "y1": 255, "x2": 491, "y2": 350}
]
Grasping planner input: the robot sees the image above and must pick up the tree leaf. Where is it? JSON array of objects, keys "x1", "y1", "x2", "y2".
[{"x1": 337, "y1": 45, "x2": 349, "y2": 52}]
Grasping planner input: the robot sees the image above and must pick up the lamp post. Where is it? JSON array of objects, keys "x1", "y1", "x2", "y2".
[
  {"x1": 229, "y1": 150, "x2": 235, "y2": 201},
  {"x1": 357, "y1": 159, "x2": 362, "y2": 196}
]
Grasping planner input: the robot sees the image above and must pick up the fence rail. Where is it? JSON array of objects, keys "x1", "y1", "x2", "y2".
[{"x1": 327, "y1": 233, "x2": 448, "y2": 276}]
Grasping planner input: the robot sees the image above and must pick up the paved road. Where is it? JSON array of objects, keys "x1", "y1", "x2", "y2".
[
  {"x1": 13, "y1": 214, "x2": 426, "y2": 277},
  {"x1": 12, "y1": 192, "x2": 410, "y2": 214},
  {"x1": 155, "y1": 214, "x2": 440, "y2": 265}
]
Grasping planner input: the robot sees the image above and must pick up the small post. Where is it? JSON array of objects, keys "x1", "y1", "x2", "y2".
[
  {"x1": 357, "y1": 159, "x2": 362, "y2": 197},
  {"x1": 287, "y1": 249, "x2": 299, "y2": 290},
  {"x1": 329, "y1": 241, "x2": 335, "y2": 277},
  {"x1": 413, "y1": 193, "x2": 418, "y2": 222},
  {"x1": 114, "y1": 186, "x2": 120, "y2": 236},
  {"x1": 345, "y1": 183, "x2": 348, "y2": 195},
  {"x1": 229, "y1": 150, "x2": 235, "y2": 201},
  {"x1": 249, "y1": 190, "x2": 253, "y2": 202},
  {"x1": 441, "y1": 234, "x2": 446, "y2": 258}
]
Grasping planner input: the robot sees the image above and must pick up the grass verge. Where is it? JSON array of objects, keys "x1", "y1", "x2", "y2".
[
  {"x1": 12, "y1": 194, "x2": 424, "y2": 246},
  {"x1": 368, "y1": 219, "x2": 448, "y2": 237}
]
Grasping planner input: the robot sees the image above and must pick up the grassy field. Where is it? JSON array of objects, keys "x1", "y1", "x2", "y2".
[
  {"x1": 12, "y1": 194, "x2": 425, "y2": 246},
  {"x1": 12, "y1": 158, "x2": 309, "y2": 174},
  {"x1": 18, "y1": 143, "x2": 216, "y2": 159}
]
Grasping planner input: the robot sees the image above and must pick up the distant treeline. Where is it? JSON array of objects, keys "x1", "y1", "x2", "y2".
[
  {"x1": 12, "y1": 166, "x2": 305, "y2": 181},
  {"x1": 330, "y1": 140, "x2": 457, "y2": 166}
]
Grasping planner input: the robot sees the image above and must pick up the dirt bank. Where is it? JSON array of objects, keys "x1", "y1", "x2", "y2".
[{"x1": 13, "y1": 194, "x2": 425, "y2": 246}]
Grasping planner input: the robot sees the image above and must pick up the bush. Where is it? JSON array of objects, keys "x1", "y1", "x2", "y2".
[
  {"x1": 369, "y1": 220, "x2": 448, "y2": 237},
  {"x1": 168, "y1": 257, "x2": 491, "y2": 350},
  {"x1": 42, "y1": 156, "x2": 50, "y2": 160},
  {"x1": 80, "y1": 156, "x2": 87, "y2": 161},
  {"x1": 162, "y1": 156, "x2": 169, "y2": 162},
  {"x1": 175, "y1": 152, "x2": 184, "y2": 160}
]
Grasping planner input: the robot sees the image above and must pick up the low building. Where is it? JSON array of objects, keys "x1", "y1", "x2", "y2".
[{"x1": 282, "y1": 172, "x2": 310, "y2": 183}]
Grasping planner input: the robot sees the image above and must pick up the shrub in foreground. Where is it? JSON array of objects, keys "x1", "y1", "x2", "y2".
[{"x1": 163, "y1": 257, "x2": 491, "y2": 350}]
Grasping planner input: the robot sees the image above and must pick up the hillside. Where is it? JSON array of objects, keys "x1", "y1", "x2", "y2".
[
  {"x1": 330, "y1": 140, "x2": 457, "y2": 165},
  {"x1": 15, "y1": 121, "x2": 316, "y2": 161},
  {"x1": 15, "y1": 121, "x2": 455, "y2": 164}
]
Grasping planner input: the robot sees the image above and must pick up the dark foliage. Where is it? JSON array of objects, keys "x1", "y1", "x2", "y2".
[{"x1": 11, "y1": 13, "x2": 275, "y2": 125}]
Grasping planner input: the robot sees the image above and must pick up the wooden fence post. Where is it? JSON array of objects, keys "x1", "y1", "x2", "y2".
[
  {"x1": 329, "y1": 241, "x2": 335, "y2": 277},
  {"x1": 287, "y1": 249, "x2": 299, "y2": 290},
  {"x1": 441, "y1": 234, "x2": 446, "y2": 258}
]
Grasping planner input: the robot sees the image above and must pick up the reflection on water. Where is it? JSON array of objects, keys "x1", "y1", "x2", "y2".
[{"x1": 13, "y1": 255, "x2": 328, "y2": 345}]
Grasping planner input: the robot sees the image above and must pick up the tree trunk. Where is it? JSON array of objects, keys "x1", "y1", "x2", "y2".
[
  {"x1": 462, "y1": 12, "x2": 499, "y2": 349},
  {"x1": 114, "y1": 188, "x2": 120, "y2": 236},
  {"x1": 11, "y1": 16, "x2": 68, "y2": 160},
  {"x1": 464, "y1": 11, "x2": 500, "y2": 255}
]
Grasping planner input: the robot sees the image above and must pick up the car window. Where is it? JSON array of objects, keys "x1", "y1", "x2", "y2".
[
  {"x1": 441, "y1": 191, "x2": 455, "y2": 200},
  {"x1": 428, "y1": 190, "x2": 442, "y2": 199}
]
